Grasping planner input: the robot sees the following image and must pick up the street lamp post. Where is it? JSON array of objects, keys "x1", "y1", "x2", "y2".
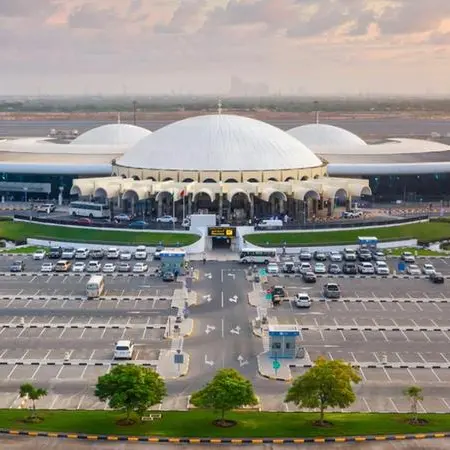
[{"x1": 23, "y1": 187, "x2": 28, "y2": 203}]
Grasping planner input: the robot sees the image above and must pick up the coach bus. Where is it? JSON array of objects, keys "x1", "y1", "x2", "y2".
[
  {"x1": 69, "y1": 201, "x2": 110, "y2": 219},
  {"x1": 239, "y1": 248, "x2": 277, "y2": 264}
]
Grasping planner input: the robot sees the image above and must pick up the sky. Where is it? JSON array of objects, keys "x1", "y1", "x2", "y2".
[{"x1": 1, "y1": 0, "x2": 450, "y2": 96}]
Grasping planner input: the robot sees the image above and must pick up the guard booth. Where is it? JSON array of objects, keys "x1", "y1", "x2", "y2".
[
  {"x1": 160, "y1": 249, "x2": 186, "y2": 276},
  {"x1": 268, "y1": 325, "x2": 304, "y2": 359},
  {"x1": 358, "y1": 236, "x2": 378, "y2": 251}
]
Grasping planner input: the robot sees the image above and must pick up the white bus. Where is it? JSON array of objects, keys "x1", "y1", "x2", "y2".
[
  {"x1": 70, "y1": 201, "x2": 110, "y2": 218},
  {"x1": 86, "y1": 275, "x2": 105, "y2": 298},
  {"x1": 239, "y1": 248, "x2": 277, "y2": 264}
]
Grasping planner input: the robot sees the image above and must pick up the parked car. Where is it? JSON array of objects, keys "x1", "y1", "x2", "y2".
[
  {"x1": 35, "y1": 203, "x2": 56, "y2": 213},
  {"x1": 54, "y1": 260, "x2": 71, "y2": 272},
  {"x1": 431, "y1": 272, "x2": 445, "y2": 284},
  {"x1": 40, "y1": 262, "x2": 54, "y2": 273},
  {"x1": 372, "y1": 251, "x2": 386, "y2": 261},
  {"x1": 128, "y1": 220, "x2": 148, "y2": 229},
  {"x1": 267, "y1": 285, "x2": 286, "y2": 298},
  {"x1": 401, "y1": 251, "x2": 415, "y2": 263},
  {"x1": 314, "y1": 262, "x2": 327, "y2": 274},
  {"x1": 343, "y1": 248, "x2": 357, "y2": 261},
  {"x1": 87, "y1": 261, "x2": 101, "y2": 273},
  {"x1": 299, "y1": 251, "x2": 312, "y2": 261},
  {"x1": 119, "y1": 250, "x2": 132, "y2": 261},
  {"x1": 133, "y1": 262, "x2": 148, "y2": 273},
  {"x1": 156, "y1": 215, "x2": 177, "y2": 224},
  {"x1": 107, "y1": 248, "x2": 120, "y2": 259},
  {"x1": 314, "y1": 251, "x2": 327, "y2": 261},
  {"x1": 48, "y1": 246, "x2": 62, "y2": 259},
  {"x1": 328, "y1": 263, "x2": 341, "y2": 274},
  {"x1": 134, "y1": 246, "x2": 148, "y2": 260},
  {"x1": 153, "y1": 246, "x2": 164, "y2": 260},
  {"x1": 302, "y1": 271, "x2": 317, "y2": 283},
  {"x1": 10, "y1": 261, "x2": 25, "y2": 272},
  {"x1": 62, "y1": 248, "x2": 76, "y2": 259},
  {"x1": 266, "y1": 263, "x2": 279, "y2": 274},
  {"x1": 299, "y1": 262, "x2": 312, "y2": 274},
  {"x1": 294, "y1": 293, "x2": 311, "y2": 308},
  {"x1": 91, "y1": 249, "x2": 105, "y2": 259},
  {"x1": 72, "y1": 262, "x2": 86, "y2": 273},
  {"x1": 74, "y1": 248, "x2": 89, "y2": 259},
  {"x1": 343, "y1": 263, "x2": 357, "y2": 274},
  {"x1": 114, "y1": 213, "x2": 131, "y2": 222},
  {"x1": 76, "y1": 217, "x2": 93, "y2": 225},
  {"x1": 342, "y1": 209, "x2": 363, "y2": 219},
  {"x1": 406, "y1": 264, "x2": 421, "y2": 276},
  {"x1": 118, "y1": 263, "x2": 131, "y2": 273},
  {"x1": 375, "y1": 261, "x2": 390, "y2": 275},
  {"x1": 282, "y1": 261, "x2": 296, "y2": 273},
  {"x1": 422, "y1": 264, "x2": 436, "y2": 276},
  {"x1": 329, "y1": 251, "x2": 343, "y2": 262},
  {"x1": 357, "y1": 250, "x2": 373, "y2": 262},
  {"x1": 33, "y1": 249, "x2": 47, "y2": 260},
  {"x1": 358, "y1": 262, "x2": 375, "y2": 274},
  {"x1": 102, "y1": 263, "x2": 116, "y2": 273}
]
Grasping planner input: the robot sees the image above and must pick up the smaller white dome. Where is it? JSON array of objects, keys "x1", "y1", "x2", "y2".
[
  {"x1": 71, "y1": 124, "x2": 151, "y2": 146},
  {"x1": 287, "y1": 124, "x2": 367, "y2": 153}
]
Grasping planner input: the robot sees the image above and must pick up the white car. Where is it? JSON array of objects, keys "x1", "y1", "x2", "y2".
[
  {"x1": 113, "y1": 340, "x2": 134, "y2": 360},
  {"x1": 314, "y1": 263, "x2": 327, "y2": 274},
  {"x1": 72, "y1": 262, "x2": 86, "y2": 272},
  {"x1": 133, "y1": 262, "x2": 148, "y2": 273},
  {"x1": 299, "y1": 262, "x2": 312, "y2": 274},
  {"x1": 40, "y1": 262, "x2": 54, "y2": 272},
  {"x1": 329, "y1": 252, "x2": 343, "y2": 262},
  {"x1": 134, "y1": 246, "x2": 148, "y2": 260},
  {"x1": 119, "y1": 251, "x2": 132, "y2": 261},
  {"x1": 61, "y1": 248, "x2": 76, "y2": 259},
  {"x1": 294, "y1": 293, "x2": 311, "y2": 308},
  {"x1": 156, "y1": 215, "x2": 177, "y2": 224},
  {"x1": 375, "y1": 261, "x2": 390, "y2": 275},
  {"x1": 75, "y1": 248, "x2": 89, "y2": 259},
  {"x1": 33, "y1": 249, "x2": 47, "y2": 260},
  {"x1": 266, "y1": 263, "x2": 279, "y2": 274},
  {"x1": 407, "y1": 264, "x2": 421, "y2": 276},
  {"x1": 343, "y1": 249, "x2": 357, "y2": 261},
  {"x1": 103, "y1": 263, "x2": 116, "y2": 273},
  {"x1": 107, "y1": 248, "x2": 120, "y2": 259},
  {"x1": 423, "y1": 264, "x2": 436, "y2": 276},
  {"x1": 114, "y1": 213, "x2": 131, "y2": 222},
  {"x1": 401, "y1": 252, "x2": 416, "y2": 263},
  {"x1": 86, "y1": 261, "x2": 101, "y2": 273},
  {"x1": 358, "y1": 262, "x2": 375, "y2": 274}
]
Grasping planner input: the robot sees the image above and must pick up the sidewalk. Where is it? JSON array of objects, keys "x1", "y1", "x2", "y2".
[
  {"x1": 156, "y1": 349, "x2": 190, "y2": 380},
  {"x1": 164, "y1": 317, "x2": 194, "y2": 338},
  {"x1": 188, "y1": 251, "x2": 238, "y2": 262},
  {"x1": 257, "y1": 351, "x2": 312, "y2": 382}
]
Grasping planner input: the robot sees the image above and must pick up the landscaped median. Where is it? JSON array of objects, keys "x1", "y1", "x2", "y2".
[
  {"x1": 245, "y1": 221, "x2": 450, "y2": 247},
  {"x1": 0, "y1": 220, "x2": 199, "y2": 247},
  {"x1": 1, "y1": 410, "x2": 450, "y2": 441}
]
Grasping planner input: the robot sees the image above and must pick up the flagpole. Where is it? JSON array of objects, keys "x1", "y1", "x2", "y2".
[
  {"x1": 172, "y1": 190, "x2": 176, "y2": 230},
  {"x1": 182, "y1": 191, "x2": 185, "y2": 223}
]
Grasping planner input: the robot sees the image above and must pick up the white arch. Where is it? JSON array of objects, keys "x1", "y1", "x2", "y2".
[
  {"x1": 193, "y1": 188, "x2": 215, "y2": 202},
  {"x1": 94, "y1": 185, "x2": 120, "y2": 199},
  {"x1": 228, "y1": 188, "x2": 250, "y2": 202},
  {"x1": 360, "y1": 186, "x2": 372, "y2": 196},
  {"x1": 260, "y1": 188, "x2": 287, "y2": 203},
  {"x1": 322, "y1": 186, "x2": 348, "y2": 200},
  {"x1": 122, "y1": 187, "x2": 149, "y2": 201},
  {"x1": 70, "y1": 184, "x2": 94, "y2": 196},
  {"x1": 293, "y1": 188, "x2": 320, "y2": 201},
  {"x1": 155, "y1": 190, "x2": 175, "y2": 202}
]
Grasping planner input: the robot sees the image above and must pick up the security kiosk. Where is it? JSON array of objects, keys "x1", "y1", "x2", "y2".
[
  {"x1": 160, "y1": 249, "x2": 186, "y2": 276},
  {"x1": 268, "y1": 324, "x2": 303, "y2": 359}
]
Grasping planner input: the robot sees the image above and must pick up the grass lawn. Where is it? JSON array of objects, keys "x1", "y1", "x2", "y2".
[
  {"x1": 1, "y1": 410, "x2": 450, "y2": 438},
  {"x1": 385, "y1": 247, "x2": 449, "y2": 257},
  {"x1": 0, "y1": 245, "x2": 45, "y2": 254},
  {"x1": 245, "y1": 222, "x2": 450, "y2": 247},
  {"x1": 0, "y1": 221, "x2": 199, "y2": 247}
]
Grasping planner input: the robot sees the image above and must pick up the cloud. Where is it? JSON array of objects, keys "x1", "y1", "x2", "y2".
[
  {"x1": 68, "y1": 3, "x2": 122, "y2": 29},
  {"x1": 0, "y1": 0, "x2": 60, "y2": 18},
  {"x1": 154, "y1": 0, "x2": 206, "y2": 34}
]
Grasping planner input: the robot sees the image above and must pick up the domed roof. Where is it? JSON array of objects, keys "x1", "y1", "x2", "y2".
[
  {"x1": 117, "y1": 114, "x2": 322, "y2": 171},
  {"x1": 71, "y1": 124, "x2": 151, "y2": 146},
  {"x1": 287, "y1": 124, "x2": 367, "y2": 153}
]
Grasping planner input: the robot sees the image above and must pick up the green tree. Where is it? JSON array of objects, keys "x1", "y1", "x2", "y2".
[
  {"x1": 19, "y1": 383, "x2": 47, "y2": 419},
  {"x1": 403, "y1": 385, "x2": 423, "y2": 424},
  {"x1": 285, "y1": 357, "x2": 361, "y2": 426},
  {"x1": 95, "y1": 364, "x2": 166, "y2": 424},
  {"x1": 191, "y1": 368, "x2": 258, "y2": 423}
]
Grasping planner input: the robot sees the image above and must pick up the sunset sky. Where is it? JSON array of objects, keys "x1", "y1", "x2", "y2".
[{"x1": 1, "y1": 0, "x2": 450, "y2": 95}]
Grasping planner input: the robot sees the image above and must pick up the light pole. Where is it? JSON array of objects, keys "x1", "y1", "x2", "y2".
[
  {"x1": 23, "y1": 187, "x2": 28, "y2": 203},
  {"x1": 132, "y1": 100, "x2": 137, "y2": 126}
]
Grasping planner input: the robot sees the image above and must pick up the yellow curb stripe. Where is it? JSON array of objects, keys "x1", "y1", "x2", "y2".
[
  {"x1": 127, "y1": 437, "x2": 138, "y2": 441},
  {"x1": 252, "y1": 439, "x2": 263, "y2": 444},
  {"x1": 8, "y1": 431, "x2": 19, "y2": 435},
  {"x1": 334, "y1": 437, "x2": 347, "y2": 442},
  {"x1": 169, "y1": 438, "x2": 180, "y2": 443},
  {"x1": 314, "y1": 438, "x2": 325, "y2": 443},
  {"x1": 106, "y1": 436, "x2": 118, "y2": 441},
  {"x1": 293, "y1": 439, "x2": 305, "y2": 444},
  {"x1": 67, "y1": 434, "x2": 78, "y2": 439},
  {"x1": 434, "y1": 433, "x2": 446, "y2": 438},
  {"x1": 231, "y1": 439, "x2": 243, "y2": 444},
  {"x1": 87, "y1": 435, "x2": 98, "y2": 440},
  {"x1": 47, "y1": 433, "x2": 58, "y2": 438},
  {"x1": 355, "y1": 437, "x2": 366, "y2": 442},
  {"x1": 395, "y1": 435, "x2": 406, "y2": 440},
  {"x1": 415, "y1": 434, "x2": 426, "y2": 439},
  {"x1": 210, "y1": 439, "x2": 222, "y2": 444},
  {"x1": 273, "y1": 439, "x2": 284, "y2": 444},
  {"x1": 375, "y1": 436, "x2": 386, "y2": 440},
  {"x1": 27, "y1": 432, "x2": 39, "y2": 436},
  {"x1": 189, "y1": 439, "x2": 201, "y2": 443},
  {"x1": 147, "y1": 438, "x2": 159, "y2": 443}
]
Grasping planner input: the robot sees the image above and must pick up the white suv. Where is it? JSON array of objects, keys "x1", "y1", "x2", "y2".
[
  {"x1": 294, "y1": 293, "x2": 311, "y2": 308},
  {"x1": 75, "y1": 248, "x2": 89, "y2": 259},
  {"x1": 134, "y1": 246, "x2": 147, "y2": 260},
  {"x1": 87, "y1": 261, "x2": 101, "y2": 273},
  {"x1": 401, "y1": 252, "x2": 415, "y2": 263},
  {"x1": 375, "y1": 261, "x2": 390, "y2": 275},
  {"x1": 358, "y1": 262, "x2": 375, "y2": 274},
  {"x1": 113, "y1": 340, "x2": 134, "y2": 360},
  {"x1": 266, "y1": 263, "x2": 279, "y2": 274}
]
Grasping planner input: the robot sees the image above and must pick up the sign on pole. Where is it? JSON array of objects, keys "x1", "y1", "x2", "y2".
[{"x1": 272, "y1": 359, "x2": 281, "y2": 376}]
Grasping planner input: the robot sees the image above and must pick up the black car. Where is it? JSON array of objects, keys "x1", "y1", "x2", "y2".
[
  {"x1": 302, "y1": 271, "x2": 317, "y2": 283},
  {"x1": 314, "y1": 251, "x2": 327, "y2": 261},
  {"x1": 162, "y1": 271, "x2": 176, "y2": 282},
  {"x1": 343, "y1": 263, "x2": 357, "y2": 274},
  {"x1": 267, "y1": 285, "x2": 286, "y2": 298},
  {"x1": 48, "y1": 246, "x2": 62, "y2": 259},
  {"x1": 10, "y1": 261, "x2": 25, "y2": 272},
  {"x1": 431, "y1": 272, "x2": 445, "y2": 284},
  {"x1": 91, "y1": 249, "x2": 105, "y2": 259},
  {"x1": 358, "y1": 251, "x2": 372, "y2": 262}
]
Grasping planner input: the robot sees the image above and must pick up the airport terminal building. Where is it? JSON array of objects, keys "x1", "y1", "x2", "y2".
[{"x1": 0, "y1": 114, "x2": 450, "y2": 206}]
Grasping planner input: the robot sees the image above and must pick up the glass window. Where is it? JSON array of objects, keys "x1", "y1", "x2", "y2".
[{"x1": 272, "y1": 343, "x2": 281, "y2": 349}]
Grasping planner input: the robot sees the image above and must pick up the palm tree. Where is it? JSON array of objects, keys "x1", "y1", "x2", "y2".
[
  {"x1": 403, "y1": 385, "x2": 423, "y2": 423},
  {"x1": 19, "y1": 383, "x2": 47, "y2": 419}
]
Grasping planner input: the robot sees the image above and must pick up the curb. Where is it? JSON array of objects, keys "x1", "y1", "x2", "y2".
[
  {"x1": 0, "y1": 295, "x2": 168, "y2": 302},
  {"x1": 0, "y1": 272, "x2": 159, "y2": 278},
  {"x1": 277, "y1": 273, "x2": 450, "y2": 280},
  {"x1": 1, "y1": 429, "x2": 450, "y2": 444}
]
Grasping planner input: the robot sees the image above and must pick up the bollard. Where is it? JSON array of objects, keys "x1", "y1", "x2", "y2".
[
  {"x1": 382, "y1": 354, "x2": 387, "y2": 365},
  {"x1": 20, "y1": 317, "x2": 25, "y2": 326},
  {"x1": 64, "y1": 352, "x2": 70, "y2": 361}
]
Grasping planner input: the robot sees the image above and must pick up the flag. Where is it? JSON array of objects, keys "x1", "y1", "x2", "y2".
[{"x1": 180, "y1": 190, "x2": 185, "y2": 198}]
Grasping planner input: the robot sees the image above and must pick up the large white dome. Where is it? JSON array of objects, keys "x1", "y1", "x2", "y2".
[
  {"x1": 117, "y1": 114, "x2": 322, "y2": 171},
  {"x1": 71, "y1": 124, "x2": 151, "y2": 146},
  {"x1": 287, "y1": 124, "x2": 367, "y2": 153}
]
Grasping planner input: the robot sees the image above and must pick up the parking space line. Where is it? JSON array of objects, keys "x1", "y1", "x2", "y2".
[
  {"x1": 379, "y1": 330, "x2": 388, "y2": 342},
  {"x1": 50, "y1": 395, "x2": 60, "y2": 408},
  {"x1": 442, "y1": 398, "x2": 450, "y2": 411},
  {"x1": 17, "y1": 327, "x2": 27, "y2": 338},
  {"x1": 415, "y1": 302, "x2": 423, "y2": 312},
  {"x1": 396, "y1": 302, "x2": 405, "y2": 311},
  {"x1": 0, "y1": 350, "x2": 7, "y2": 359},
  {"x1": 76, "y1": 395, "x2": 85, "y2": 410},
  {"x1": 417, "y1": 400, "x2": 427, "y2": 413},
  {"x1": 395, "y1": 352, "x2": 404, "y2": 363},
  {"x1": 432, "y1": 368, "x2": 442, "y2": 382},
  {"x1": 6, "y1": 366, "x2": 18, "y2": 380},
  {"x1": 358, "y1": 367, "x2": 367, "y2": 382},
  {"x1": 430, "y1": 319, "x2": 439, "y2": 327},
  {"x1": 442, "y1": 331, "x2": 450, "y2": 342},
  {"x1": 24, "y1": 299, "x2": 32, "y2": 308},
  {"x1": 327, "y1": 352, "x2": 334, "y2": 360},
  {"x1": 360, "y1": 301, "x2": 367, "y2": 311},
  {"x1": 79, "y1": 328, "x2": 87, "y2": 339},
  {"x1": 43, "y1": 350, "x2": 51, "y2": 360},
  {"x1": 30, "y1": 365, "x2": 41, "y2": 380},
  {"x1": 362, "y1": 397, "x2": 372, "y2": 412},
  {"x1": 422, "y1": 331, "x2": 432, "y2": 342},
  {"x1": 100, "y1": 327, "x2": 107, "y2": 339},
  {"x1": 389, "y1": 398, "x2": 399, "y2": 412},
  {"x1": 58, "y1": 328, "x2": 66, "y2": 339},
  {"x1": 407, "y1": 368, "x2": 417, "y2": 383},
  {"x1": 339, "y1": 330, "x2": 346, "y2": 341},
  {"x1": 43, "y1": 298, "x2": 51, "y2": 308},
  {"x1": 6, "y1": 299, "x2": 15, "y2": 307},
  {"x1": 417, "y1": 353, "x2": 427, "y2": 363},
  {"x1": 400, "y1": 330, "x2": 410, "y2": 342},
  {"x1": 45, "y1": 275, "x2": 53, "y2": 284},
  {"x1": 441, "y1": 353, "x2": 450, "y2": 363},
  {"x1": 61, "y1": 299, "x2": 68, "y2": 308},
  {"x1": 383, "y1": 367, "x2": 392, "y2": 382},
  {"x1": 359, "y1": 330, "x2": 367, "y2": 342},
  {"x1": 38, "y1": 328, "x2": 46, "y2": 338}
]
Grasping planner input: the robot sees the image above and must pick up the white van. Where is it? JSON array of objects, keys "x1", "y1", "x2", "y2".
[
  {"x1": 134, "y1": 245, "x2": 147, "y2": 260},
  {"x1": 86, "y1": 275, "x2": 105, "y2": 298},
  {"x1": 113, "y1": 340, "x2": 134, "y2": 360},
  {"x1": 257, "y1": 219, "x2": 283, "y2": 230}
]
